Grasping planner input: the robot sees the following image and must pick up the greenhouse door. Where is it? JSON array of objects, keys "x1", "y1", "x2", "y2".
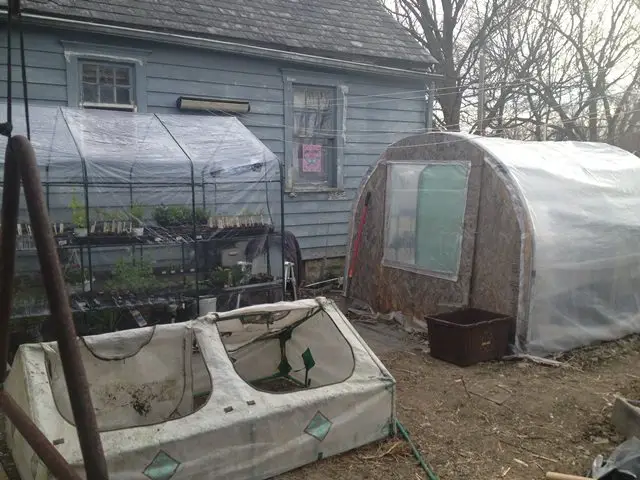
[{"x1": 415, "y1": 162, "x2": 471, "y2": 280}]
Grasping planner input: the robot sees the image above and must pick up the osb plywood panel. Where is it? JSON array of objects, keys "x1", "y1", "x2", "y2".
[
  {"x1": 470, "y1": 161, "x2": 522, "y2": 317},
  {"x1": 349, "y1": 164, "x2": 387, "y2": 306},
  {"x1": 351, "y1": 133, "x2": 485, "y2": 318}
]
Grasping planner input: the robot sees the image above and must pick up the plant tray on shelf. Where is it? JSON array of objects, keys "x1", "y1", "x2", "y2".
[
  {"x1": 211, "y1": 225, "x2": 272, "y2": 237},
  {"x1": 72, "y1": 234, "x2": 146, "y2": 246}
]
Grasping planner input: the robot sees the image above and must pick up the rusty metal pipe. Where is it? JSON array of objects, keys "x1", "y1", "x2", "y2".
[
  {"x1": 15, "y1": 136, "x2": 108, "y2": 479},
  {"x1": 0, "y1": 391, "x2": 82, "y2": 480},
  {"x1": 0, "y1": 137, "x2": 22, "y2": 379}
]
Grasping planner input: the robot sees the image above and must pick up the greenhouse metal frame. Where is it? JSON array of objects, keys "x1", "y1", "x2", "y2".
[{"x1": 2, "y1": 103, "x2": 287, "y2": 339}]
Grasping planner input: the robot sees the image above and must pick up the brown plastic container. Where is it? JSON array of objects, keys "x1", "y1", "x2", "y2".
[{"x1": 426, "y1": 308, "x2": 513, "y2": 367}]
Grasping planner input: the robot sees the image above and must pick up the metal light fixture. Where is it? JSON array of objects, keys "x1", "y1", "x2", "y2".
[{"x1": 176, "y1": 96, "x2": 251, "y2": 114}]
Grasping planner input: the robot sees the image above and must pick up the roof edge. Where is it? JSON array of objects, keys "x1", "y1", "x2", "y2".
[{"x1": 3, "y1": 11, "x2": 442, "y2": 81}]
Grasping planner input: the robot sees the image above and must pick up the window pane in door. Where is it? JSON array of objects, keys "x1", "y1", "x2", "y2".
[
  {"x1": 383, "y1": 163, "x2": 423, "y2": 265},
  {"x1": 383, "y1": 162, "x2": 470, "y2": 278},
  {"x1": 415, "y1": 163, "x2": 470, "y2": 277}
]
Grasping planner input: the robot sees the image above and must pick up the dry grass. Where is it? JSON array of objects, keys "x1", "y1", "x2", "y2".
[{"x1": 279, "y1": 335, "x2": 640, "y2": 480}]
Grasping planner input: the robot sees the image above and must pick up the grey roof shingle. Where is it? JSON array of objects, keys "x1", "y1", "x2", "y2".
[{"x1": 16, "y1": 0, "x2": 435, "y2": 68}]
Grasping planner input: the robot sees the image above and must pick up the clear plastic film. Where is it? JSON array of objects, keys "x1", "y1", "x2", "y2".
[
  {"x1": 475, "y1": 138, "x2": 640, "y2": 356},
  {"x1": 5, "y1": 298, "x2": 395, "y2": 480},
  {"x1": 0, "y1": 103, "x2": 286, "y2": 320},
  {"x1": 382, "y1": 161, "x2": 470, "y2": 281},
  {"x1": 0, "y1": 104, "x2": 282, "y2": 228}
]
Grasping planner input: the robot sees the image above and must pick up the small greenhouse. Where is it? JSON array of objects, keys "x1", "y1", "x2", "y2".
[
  {"x1": 0, "y1": 103, "x2": 290, "y2": 347},
  {"x1": 344, "y1": 132, "x2": 640, "y2": 356},
  {"x1": 5, "y1": 297, "x2": 396, "y2": 480}
]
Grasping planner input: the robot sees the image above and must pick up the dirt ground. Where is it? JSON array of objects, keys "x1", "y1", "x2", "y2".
[
  {"x1": 280, "y1": 317, "x2": 640, "y2": 480},
  {"x1": 1, "y1": 298, "x2": 638, "y2": 480}
]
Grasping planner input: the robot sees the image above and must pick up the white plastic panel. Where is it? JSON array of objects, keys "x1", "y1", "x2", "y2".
[{"x1": 475, "y1": 138, "x2": 640, "y2": 355}]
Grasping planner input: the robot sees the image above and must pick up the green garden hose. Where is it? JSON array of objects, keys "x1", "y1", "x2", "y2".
[{"x1": 395, "y1": 419, "x2": 439, "y2": 480}]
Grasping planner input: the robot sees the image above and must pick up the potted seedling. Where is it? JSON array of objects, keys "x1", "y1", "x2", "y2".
[
  {"x1": 153, "y1": 205, "x2": 193, "y2": 232},
  {"x1": 130, "y1": 204, "x2": 145, "y2": 237},
  {"x1": 114, "y1": 210, "x2": 129, "y2": 235},
  {"x1": 209, "y1": 267, "x2": 230, "y2": 289},
  {"x1": 70, "y1": 195, "x2": 87, "y2": 237},
  {"x1": 91, "y1": 208, "x2": 104, "y2": 234},
  {"x1": 105, "y1": 257, "x2": 156, "y2": 294}
]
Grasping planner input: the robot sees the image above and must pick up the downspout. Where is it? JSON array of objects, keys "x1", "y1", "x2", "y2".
[{"x1": 425, "y1": 80, "x2": 435, "y2": 131}]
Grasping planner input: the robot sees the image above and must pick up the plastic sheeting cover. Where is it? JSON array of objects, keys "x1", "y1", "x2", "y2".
[
  {"x1": 5, "y1": 298, "x2": 396, "y2": 480},
  {"x1": 0, "y1": 103, "x2": 283, "y2": 226},
  {"x1": 474, "y1": 137, "x2": 640, "y2": 355}
]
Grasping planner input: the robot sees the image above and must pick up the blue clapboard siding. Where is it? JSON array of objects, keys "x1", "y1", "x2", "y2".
[{"x1": 0, "y1": 26, "x2": 426, "y2": 260}]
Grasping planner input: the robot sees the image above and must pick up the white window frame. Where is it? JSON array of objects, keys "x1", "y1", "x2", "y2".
[
  {"x1": 61, "y1": 41, "x2": 150, "y2": 112},
  {"x1": 283, "y1": 69, "x2": 347, "y2": 193}
]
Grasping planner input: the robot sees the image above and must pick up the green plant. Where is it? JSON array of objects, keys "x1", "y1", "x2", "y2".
[
  {"x1": 65, "y1": 267, "x2": 90, "y2": 285},
  {"x1": 153, "y1": 205, "x2": 192, "y2": 227},
  {"x1": 70, "y1": 195, "x2": 86, "y2": 228},
  {"x1": 130, "y1": 204, "x2": 145, "y2": 227},
  {"x1": 105, "y1": 258, "x2": 156, "y2": 292},
  {"x1": 209, "y1": 266, "x2": 230, "y2": 287},
  {"x1": 92, "y1": 208, "x2": 104, "y2": 222}
]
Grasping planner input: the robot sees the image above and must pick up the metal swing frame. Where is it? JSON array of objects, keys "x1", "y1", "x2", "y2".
[{"x1": 0, "y1": 1, "x2": 109, "y2": 478}]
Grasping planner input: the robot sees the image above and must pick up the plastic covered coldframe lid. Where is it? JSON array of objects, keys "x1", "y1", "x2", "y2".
[
  {"x1": 0, "y1": 103, "x2": 282, "y2": 184},
  {"x1": 473, "y1": 136, "x2": 640, "y2": 355},
  {"x1": 155, "y1": 114, "x2": 281, "y2": 184},
  {"x1": 0, "y1": 103, "x2": 83, "y2": 182}
]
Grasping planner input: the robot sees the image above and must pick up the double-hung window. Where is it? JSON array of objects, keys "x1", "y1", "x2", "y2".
[
  {"x1": 292, "y1": 85, "x2": 337, "y2": 187},
  {"x1": 284, "y1": 71, "x2": 346, "y2": 192}
]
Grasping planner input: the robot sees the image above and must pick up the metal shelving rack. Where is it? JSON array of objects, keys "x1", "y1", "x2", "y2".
[{"x1": 6, "y1": 103, "x2": 287, "y2": 343}]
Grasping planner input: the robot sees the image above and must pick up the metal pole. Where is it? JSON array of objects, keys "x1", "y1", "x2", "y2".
[
  {"x1": 15, "y1": 135, "x2": 109, "y2": 480},
  {"x1": 425, "y1": 80, "x2": 435, "y2": 132},
  {"x1": 478, "y1": 49, "x2": 486, "y2": 136},
  {"x1": 280, "y1": 160, "x2": 286, "y2": 299},
  {"x1": 0, "y1": 138, "x2": 21, "y2": 378}
]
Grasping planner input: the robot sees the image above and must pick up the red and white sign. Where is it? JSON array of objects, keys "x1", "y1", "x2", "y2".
[{"x1": 301, "y1": 144, "x2": 322, "y2": 173}]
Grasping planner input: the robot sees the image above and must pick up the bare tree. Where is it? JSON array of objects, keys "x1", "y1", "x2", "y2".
[
  {"x1": 523, "y1": 0, "x2": 640, "y2": 142},
  {"x1": 388, "y1": 0, "x2": 640, "y2": 143},
  {"x1": 387, "y1": 0, "x2": 526, "y2": 131}
]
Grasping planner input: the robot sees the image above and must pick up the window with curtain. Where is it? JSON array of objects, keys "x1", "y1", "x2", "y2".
[
  {"x1": 292, "y1": 85, "x2": 337, "y2": 186},
  {"x1": 383, "y1": 161, "x2": 470, "y2": 279}
]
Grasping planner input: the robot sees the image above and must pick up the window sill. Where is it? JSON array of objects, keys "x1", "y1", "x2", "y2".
[
  {"x1": 286, "y1": 185, "x2": 346, "y2": 196},
  {"x1": 81, "y1": 102, "x2": 137, "y2": 112},
  {"x1": 381, "y1": 260, "x2": 459, "y2": 282}
]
